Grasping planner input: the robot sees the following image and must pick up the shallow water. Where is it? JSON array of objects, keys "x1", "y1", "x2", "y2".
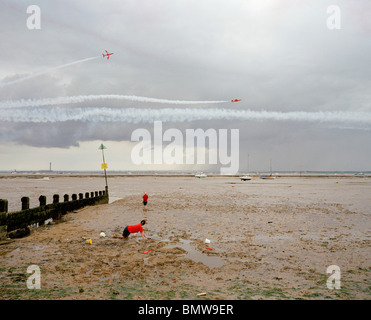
[{"x1": 164, "y1": 238, "x2": 225, "y2": 268}]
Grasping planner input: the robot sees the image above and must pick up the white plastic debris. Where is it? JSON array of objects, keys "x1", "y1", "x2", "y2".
[
  {"x1": 44, "y1": 218, "x2": 53, "y2": 225},
  {"x1": 204, "y1": 238, "x2": 211, "y2": 244},
  {"x1": 100, "y1": 232, "x2": 106, "y2": 238}
]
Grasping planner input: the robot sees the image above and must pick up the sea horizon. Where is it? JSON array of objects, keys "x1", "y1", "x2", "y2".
[{"x1": 1, "y1": 169, "x2": 370, "y2": 176}]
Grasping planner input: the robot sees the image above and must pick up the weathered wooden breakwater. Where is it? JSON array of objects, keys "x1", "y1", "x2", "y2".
[{"x1": 0, "y1": 189, "x2": 108, "y2": 240}]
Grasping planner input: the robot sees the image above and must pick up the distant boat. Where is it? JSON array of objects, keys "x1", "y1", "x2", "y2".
[
  {"x1": 195, "y1": 172, "x2": 207, "y2": 178},
  {"x1": 261, "y1": 159, "x2": 275, "y2": 180},
  {"x1": 240, "y1": 175, "x2": 252, "y2": 181},
  {"x1": 261, "y1": 174, "x2": 275, "y2": 180},
  {"x1": 240, "y1": 154, "x2": 252, "y2": 181}
]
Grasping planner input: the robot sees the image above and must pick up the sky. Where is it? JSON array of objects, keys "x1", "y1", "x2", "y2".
[{"x1": 0, "y1": 0, "x2": 370, "y2": 173}]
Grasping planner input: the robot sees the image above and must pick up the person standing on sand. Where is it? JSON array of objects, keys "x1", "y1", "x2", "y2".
[
  {"x1": 113, "y1": 219, "x2": 148, "y2": 240},
  {"x1": 143, "y1": 192, "x2": 148, "y2": 209}
]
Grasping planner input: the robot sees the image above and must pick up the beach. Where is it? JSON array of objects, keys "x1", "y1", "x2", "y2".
[{"x1": 0, "y1": 175, "x2": 370, "y2": 299}]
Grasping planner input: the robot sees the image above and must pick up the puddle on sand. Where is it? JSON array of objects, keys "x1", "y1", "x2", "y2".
[{"x1": 164, "y1": 238, "x2": 225, "y2": 268}]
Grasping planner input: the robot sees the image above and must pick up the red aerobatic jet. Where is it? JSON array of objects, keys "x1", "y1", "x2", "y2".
[
  {"x1": 231, "y1": 99, "x2": 241, "y2": 102},
  {"x1": 102, "y1": 50, "x2": 114, "y2": 60}
]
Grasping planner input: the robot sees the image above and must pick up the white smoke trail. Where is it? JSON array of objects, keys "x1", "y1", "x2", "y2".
[
  {"x1": 0, "y1": 56, "x2": 100, "y2": 87},
  {"x1": 1, "y1": 107, "x2": 371, "y2": 126},
  {"x1": 0, "y1": 95, "x2": 229, "y2": 108}
]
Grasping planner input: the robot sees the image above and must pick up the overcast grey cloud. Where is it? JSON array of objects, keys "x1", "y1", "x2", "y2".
[{"x1": 0, "y1": 0, "x2": 370, "y2": 172}]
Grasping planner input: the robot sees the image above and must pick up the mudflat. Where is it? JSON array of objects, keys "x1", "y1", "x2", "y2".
[{"x1": 0, "y1": 176, "x2": 370, "y2": 299}]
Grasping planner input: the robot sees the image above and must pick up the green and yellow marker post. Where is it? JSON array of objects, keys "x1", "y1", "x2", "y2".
[{"x1": 99, "y1": 143, "x2": 109, "y2": 197}]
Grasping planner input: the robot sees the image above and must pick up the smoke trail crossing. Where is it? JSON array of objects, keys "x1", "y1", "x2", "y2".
[
  {"x1": 0, "y1": 95, "x2": 229, "y2": 107},
  {"x1": 0, "y1": 56, "x2": 100, "y2": 87},
  {"x1": 1, "y1": 107, "x2": 371, "y2": 127}
]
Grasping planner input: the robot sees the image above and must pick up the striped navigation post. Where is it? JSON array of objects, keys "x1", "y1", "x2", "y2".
[{"x1": 99, "y1": 143, "x2": 109, "y2": 197}]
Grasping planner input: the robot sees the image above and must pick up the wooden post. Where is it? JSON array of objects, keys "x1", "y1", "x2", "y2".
[
  {"x1": 0, "y1": 199, "x2": 8, "y2": 213},
  {"x1": 21, "y1": 197, "x2": 30, "y2": 210},
  {"x1": 53, "y1": 194, "x2": 60, "y2": 204},
  {"x1": 39, "y1": 195, "x2": 46, "y2": 207}
]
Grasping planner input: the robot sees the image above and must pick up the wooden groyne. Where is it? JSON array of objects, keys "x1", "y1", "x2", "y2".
[{"x1": 0, "y1": 189, "x2": 108, "y2": 240}]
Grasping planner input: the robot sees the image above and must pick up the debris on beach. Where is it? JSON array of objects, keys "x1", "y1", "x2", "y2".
[
  {"x1": 85, "y1": 239, "x2": 92, "y2": 245},
  {"x1": 44, "y1": 218, "x2": 53, "y2": 225},
  {"x1": 144, "y1": 250, "x2": 152, "y2": 254},
  {"x1": 197, "y1": 292, "x2": 207, "y2": 296},
  {"x1": 99, "y1": 232, "x2": 106, "y2": 237},
  {"x1": 204, "y1": 238, "x2": 211, "y2": 244}
]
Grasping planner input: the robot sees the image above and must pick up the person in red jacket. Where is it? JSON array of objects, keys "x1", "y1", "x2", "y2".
[
  {"x1": 143, "y1": 192, "x2": 148, "y2": 208},
  {"x1": 113, "y1": 219, "x2": 148, "y2": 240}
]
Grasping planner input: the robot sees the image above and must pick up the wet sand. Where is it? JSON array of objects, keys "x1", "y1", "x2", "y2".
[{"x1": 0, "y1": 176, "x2": 370, "y2": 300}]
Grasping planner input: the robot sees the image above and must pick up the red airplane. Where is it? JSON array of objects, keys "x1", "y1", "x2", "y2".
[
  {"x1": 231, "y1": 99, "x2": 241, "y2": 102},
  {"x1": 102, "y1": 50, "x2": 114, "y2": 60}
]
